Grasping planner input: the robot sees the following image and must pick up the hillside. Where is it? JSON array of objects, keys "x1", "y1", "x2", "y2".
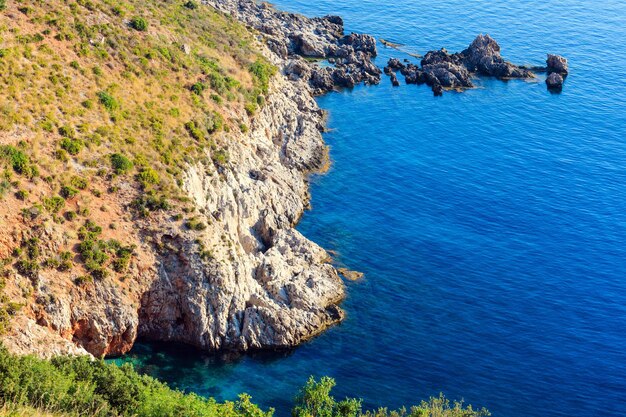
[{"x1": 0, "y1": 0, "x2": 346, "y2": 357}]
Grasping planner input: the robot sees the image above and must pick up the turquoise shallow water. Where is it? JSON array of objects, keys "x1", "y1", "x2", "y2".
[{"x1": 114, "y1": 1, "x2": 626, "y2": 416}]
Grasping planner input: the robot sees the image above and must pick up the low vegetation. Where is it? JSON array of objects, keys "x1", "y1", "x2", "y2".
[{"x1": 0, "y1": 347, "x2": 488, "y2": 417}]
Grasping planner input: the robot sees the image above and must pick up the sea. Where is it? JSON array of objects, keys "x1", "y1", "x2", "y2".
[{"x1": 114, "y1": 1, "x2": 626, "y2": 416}]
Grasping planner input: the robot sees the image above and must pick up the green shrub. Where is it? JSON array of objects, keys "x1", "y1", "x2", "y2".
[
  {"x1": 0, "y1": 346, "x2": 274, "y2": 416},
  {"x1": 58, "y1": 125, "x2": 76, "y2": 138},
  {"x1": 110, "y1": 153, "x2": 134, "y2": 174},
  {"x1": 97, "y1": 91, "x2": 119, "y2": 111},
  {"x1": 137, "y1": 167, "x2": 160, "y2": 188},
  {"x1": 64, "y1": 211, "x2": 77, "y2": 221},
  {"x1": 111, "y1": 243, "x2": 134, "y2": 273},
  {"x1": 130, "y1": 16, "x2": 148, "y2": 31},
  {"x1": 60, "y1": 185, "x2": 79, "y2": 199},
  {"x1": 70, "y1": 176, "x2": 89, "y2": 190},
  {"x1": 207, "y1": 111, "x2": 224, "y2": 134},
  {"x1": 15, "y1": 259, "x2": 39, "y2": 279},
  {"x1": 60, "y1": 138, "x2": 84, "y2": 155},
  {"x1": 183, "y1": 0, "x2": 198, "y2": 9},
  {"x1": 185, "y1": 217, "x2": 207, "y2": 231},
  {"x1": 249, "y1": 58, "x2": 277, "y2": 94},
  {"x1": 212, "y1": 148, "x2": 229, "y2": 166},
  {"x1": 185, "y1": 120, "x2": 205, "y2": 141},
  {"x1": 15, "y1": 189, "x2": 28, "y2": 200},
  {"x1": 0, "y1": 0, "x2": 6, "y2": 12},
  {"x1": 1, "y1": 146, "x2": 29, "y2": 174},
  {"x1": 43, "y1": 196, "x2": 65, "y2": 213},
  {"x1": 190, "y1": 81, "x2": 206, "y2": 95},
  {"x1": 131, "y1": 194, "x2": 169, "y2": 216},
  {"x1": 293, "y1": 378, "x2": 490, "y2": 417}
]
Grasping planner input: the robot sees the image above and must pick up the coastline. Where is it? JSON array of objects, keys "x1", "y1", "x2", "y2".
[{"x1": 2, "y1": 0, "x2": 378, "y2": 357}]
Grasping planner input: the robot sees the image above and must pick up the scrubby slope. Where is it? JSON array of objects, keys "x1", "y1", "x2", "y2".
[{"x1": 0, "y1": 0, "x2": 344, "y2": 357}]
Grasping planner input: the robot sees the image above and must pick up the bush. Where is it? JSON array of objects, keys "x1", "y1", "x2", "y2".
[
  {"x1": 43, "y1": 196, "x2": 65, "y2": 213},
  {"x1": 0, "y1": 0, "x2": 6, "y2": 11},
  {"x1": 249, "y1": 58, "x2": 277, "y2": 94},
  {"x1": 183, "y1": 0, "x2": 198, "y2": 9},
  {"x1": 212, "y1": 148, "x2": 229, "y2": 166},
  {"x1": 190, "y1": 82, "x2": 206, "y2": 95},
  {"x1": 110, "y1": 153, "x2": 134, "y2": 174},
  {"x1": 1, "y1": 146, "x2": 29, "y2": 174},
  {"x1": 131, "y1": 194, "x2": 169, "y2": 216},
  {"x1": 137, "y1": 167, "x2": 160, "y2": 188},
  {"x1": 0, "y1": 346, "x2": 274, "y2": 417},
  {"x1": 185, "y1": 120, "x2": 205, "y2": 142},
  {"x1": 70, "y1": 176, "x2": 89, "y2": 190},
  {"x1": 130, "y1": 16, "x2": 148, "y2": 31},
  {"x1": 15, "y1": 259, "x2": 39, "y2": 279},
  {"x1": 58, "y1": 125, "x2": 76, "y2": 138},
  {"x1": 15, "y1": 189, "x2": 28, "y2": 200},
  {"x1": 207, "y1": 111, "x2": 224, "y2": 134},
  {"x1": 293, "y1": 378, "x2": 490, "y2": 417},
  {"x1": 60, "y1": 185, "x2": 79, "y2": 199},
  {"x1": 185, "y1": 217, "x2": 207, "y2": 231},
  {"x1": 97, "y1": 91, "x2": 119, "y2": 111},
  {"x1": 60, "y1": 138, "x2": 84, "y2": 155}
]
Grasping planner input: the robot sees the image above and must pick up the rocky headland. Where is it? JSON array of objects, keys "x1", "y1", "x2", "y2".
[{"x1": 0, "y1": 0, "x2": 381, "y2": 358}]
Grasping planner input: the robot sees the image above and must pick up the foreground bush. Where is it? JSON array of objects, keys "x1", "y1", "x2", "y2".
[
  {"x1": 0, "y1": 346, "x2": 272, "y2": 417},
  {"x1": 293, "y1": 377, "x2": 490, "y2": 417},
  {"x1": 0, "y1": 348, "x2": 488, "y2": 417}
]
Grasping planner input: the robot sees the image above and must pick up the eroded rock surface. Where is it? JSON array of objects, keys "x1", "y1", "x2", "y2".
[{"x1": 138, "y1": 74, "x2": 345, "y2": 351}]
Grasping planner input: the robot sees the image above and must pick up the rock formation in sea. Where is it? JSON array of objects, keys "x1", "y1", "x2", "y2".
[
  {"x1": 545, "y1": 54, "x2": 568, "y2": 91},
  {"x1": 383, "y1": 34, "x2": 568, "y2": 95}
]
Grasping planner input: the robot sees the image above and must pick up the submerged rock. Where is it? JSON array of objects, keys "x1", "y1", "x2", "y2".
[{"x1": 337, "y1": 268, "x2": 364, "y2": 281}]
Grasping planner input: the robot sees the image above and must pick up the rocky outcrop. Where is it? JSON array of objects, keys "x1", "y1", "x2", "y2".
[
  {"x1": 385, "y1": 34, "x2": 536, "y2": 95},
  {"x1": 545, "y1": 54, "x2": 568, "y2": 91},
  {"x1": 138, "y1": 74, "x2": 345, "y2": 351},
  {"x1": 547, "y1": 54, "x2": 568, "y2": 76},
  {"x1": 546, "y1": 72, "x2": 564, "y2": 91},
  {"x1": 205, "y1": 0, "x2": 381, "y2": 95}
]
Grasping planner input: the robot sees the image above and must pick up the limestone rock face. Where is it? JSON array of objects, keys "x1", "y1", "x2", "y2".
[{"x1": 138, "y1": 74, "x2": 345, "y2": 351}]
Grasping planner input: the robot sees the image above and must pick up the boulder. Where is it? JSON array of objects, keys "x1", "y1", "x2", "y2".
[
  {"x1": 285, "y1": 58, "x2": 312, "y2": 81},
  {"x1": 547, "y1": 54, "x2": 568, "y2": 75},
  {"x1": 390, "y1": 72, "x2": 400, "y2": 87},
  {"x1": 546, "y1": 72, "x2": 564, "y2": 90},
  {"x1": 387, "y1": 58, "x2": 405, "y2": 70},
  {"x1": 342, "y1": 33, "x2": 377, "y2": 56}
]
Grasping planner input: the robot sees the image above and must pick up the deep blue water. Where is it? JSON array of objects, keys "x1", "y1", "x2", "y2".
[{"x1": 114, "y1": 1, "x2": 626, "y2": 416}]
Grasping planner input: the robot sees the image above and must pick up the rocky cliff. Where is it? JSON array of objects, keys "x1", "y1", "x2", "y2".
[{"x1": 0, "y1": 0, "x2": 376, "y2": 357}]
